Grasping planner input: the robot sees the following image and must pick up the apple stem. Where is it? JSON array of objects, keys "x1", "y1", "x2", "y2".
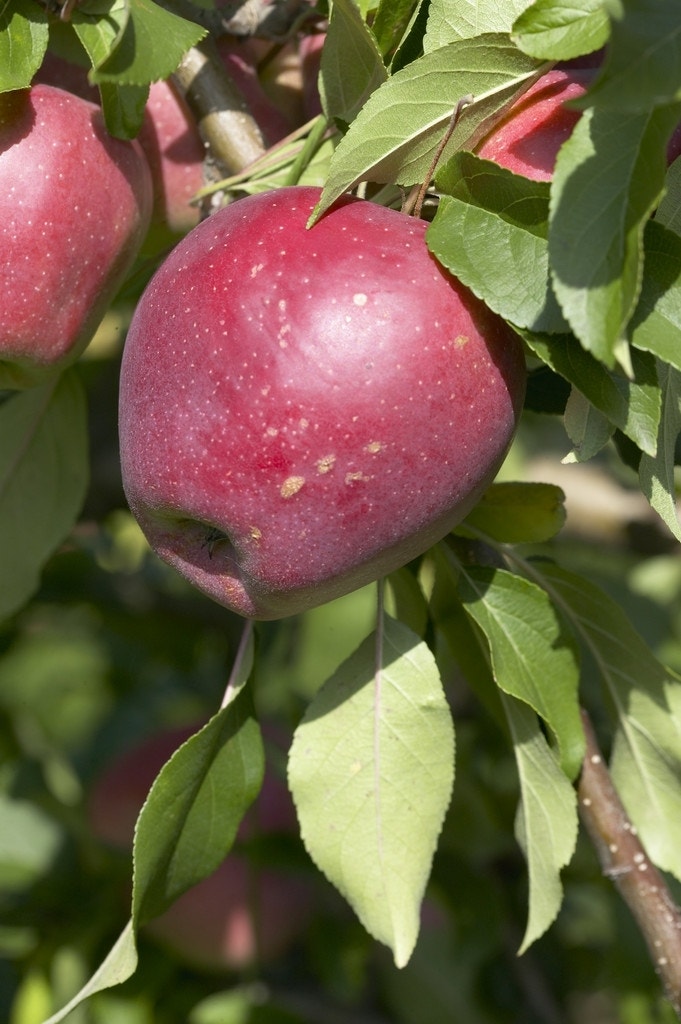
[
  {"x1": 406, "y1": 94, "x2": 474, "y2": 220},
  {"x1": 221, "y1": 618, "x2": 255, "y2": 709}
]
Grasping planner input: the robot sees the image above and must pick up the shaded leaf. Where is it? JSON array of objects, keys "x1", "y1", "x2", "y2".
[
  {"x1": 429, "y1": 153, "x2": 567, "y2": 333},
  {"x1": 512, "y1": 0, "x2": 609, "y2": 61},
  {"x1": 288, "y1": 613, "x2": 454, "y2": 967},
  {"x1": 0, "y1": 371, "x2": 88, "y2": 623},
  {"x1": 583, "y1": 0, "x2": 681, "y2": 111},
  {"x1": 522, "y1": 330, "x2": 660, "y2": 456},
  {"x1": 457, "y1": 565, "x2": 583, "y2": 779},
  {"x1": 563, "y1": 387, "x2": 614, "y2": 463},
  {"x1": 501, "y1": 693, "x2": 578, "y2": 952},
  {"x1": 531, "y1": 563, "x2": 681, "y2": 881},
  {"x1": 459, "y1": 481, "x2": 566, "y2": 543},
  {"x1": 549, "y1": 103, "x2": 680, "y2": 365},
  {"x1": 629, "y1": 220, "x2": 681, "y2": 375},
  {"x1": 372, "y1": 0, "x2": 420, "y2": 61},
  {"x1": 319, "y1": 0, "x2": 388, "y2": 126},
  {"x1": 638, "y1": 362, "x2": 681, "y2": 542}
]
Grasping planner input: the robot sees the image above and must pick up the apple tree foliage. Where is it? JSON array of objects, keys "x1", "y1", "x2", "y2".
[{"x1": 3, "y1": 0, "x2": 681, "y2": 1021}]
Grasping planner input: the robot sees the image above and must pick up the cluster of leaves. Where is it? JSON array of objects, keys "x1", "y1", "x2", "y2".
[{"x1": 3, "y1": 0, "x2": 681, "y2": 1021}]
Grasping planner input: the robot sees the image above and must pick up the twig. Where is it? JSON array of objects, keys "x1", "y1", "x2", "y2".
[
  {"x1": 172, "y1": 38, "x2": 267, "y2": 180},
  {"x1": 578, "y1": 708, "x2": 681, "y2": 1017}
]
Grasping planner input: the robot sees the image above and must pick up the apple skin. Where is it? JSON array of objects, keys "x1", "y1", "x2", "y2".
[
  {"x1": 0, "y1": 85, "x2": 152, "y2": 389},
  {"x1": 88, "y1": 722, "x2": 313, "y2": 971},
  {"x1": 475, "y1": 69, "x2": 593, "y2": 181},
  {"x1": 476, "y1": 67, "x2": 681, "y2": 180},
  {"x1": 119, "y1": 186, "x2": 526, "y2": 620}
]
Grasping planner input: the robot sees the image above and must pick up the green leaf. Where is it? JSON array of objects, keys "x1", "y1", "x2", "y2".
[
  {"x1": 456, "y1": 565, "x2": 584, "y2": 779},
  {"x1": 638, "y1": 361, "x2": 681, "y2": 542},
  {"x1": 41, "y1": 922, "x2": 138, "y2": 1024},
  {"x1": 629, "y1": 220, "x2": 681, "y2": 375},
  {"x1": 460, "y1": 481, "x2": 566, "y2": 543},
  {"x1": 562, "y1": 387, "x2": 615, "y2": 463},
  {"x1": 132, "y1": 675, "x2": 264, "y2": 926},
  {"x1": 424, "y1": 0, "x2": 533, "y2": 49},
  {"x1": 521, "y1": 330, "x2": 661, "y2": 456},
  {"x1": 372, "y1": 0, "x2": 420, "y2": 61},
  {"x1": 512, "y1": 0, "x2": 609, "y2": 61},
  {"x1": 288, "y1": 613, "x2": 454, "y2": 967},
  {"x1": 583, "y1": 0, "x2": 681, "y2": 111},
  {"x1": 501, "y1": 693, "x2": 578, "y2": 952},
  {"x1": 98, "y1": 80, "x2": 149, "y2": 139},
  {"x1": 0, "y1": 0, "x2": 49, "y2": 91},
  {"x1": 428, "y1": 153, "x2": 567, "y2": 333},
  {"x1": 0, "y1": 371, "x2": 88, "y2": 624},
  {"x1": 656, "y1": 157, "x2": 681, "y2": 236},
  {"x1": 549, "y1": 103, "x2": 680, "y2": 365},
  {"x1": 74, "y1": 0, "x2": 206, "y2": 87},
  {"x1": 531, "y1": 563, "x2": 681, "y2": 881},
  {"x1": 319, "y1": 0, "x2": 388, "y2": 126},
  {"x1": 313, "y1": 35, "x2": 545, "y2": 218}
]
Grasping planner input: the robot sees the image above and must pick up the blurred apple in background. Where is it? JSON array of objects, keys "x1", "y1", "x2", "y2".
[
  {"x1": 88, "y1": 721, "x2": 314, "y2": 971},
  {"x1": 0, "y1": 84, "x2": 152, "y2": 388}
]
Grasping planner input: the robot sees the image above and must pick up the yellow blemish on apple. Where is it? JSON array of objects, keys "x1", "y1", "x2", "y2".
[
  {"x1": 316, "y1": 454, "x2": 336, "y2": 474},
  {"x1": 453, "y1": 335, "x2": 469, "y2": 348},
  {"x1": 281, "y1": 475, "x2": 305, "y2": 498},
  {"x1": 353, "y1": 293, "x2": 368, "y2": 306},
  {"x1": 345, "y1": 471, "x2": 369, "y2": 484},
  {"x1": 249, "y1": 526, "x2": 262, "y2": 542},
  {"x1": 364, "y1": 440, "x2": 383, "y2": 454}
]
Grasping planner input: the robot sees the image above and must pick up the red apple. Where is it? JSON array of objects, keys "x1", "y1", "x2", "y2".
[
  {"x1": 37, "y1": 44, "x2": 297, "y2": 256},
  {"x1": 476, "y1": 67, "x2": 681, "y2": 181},
  {"x1": 475, "y1": 69, "x2": 592, "y2": 181},
  {"x1": 119, "y1": 185, "x2": 526, "y2": 620},
  {"x1": 88, "y1": 721, "x2": 313, "y2": 970},
  {"x1": 0, "y1": 84, "x2": 152, "y2": 388}
]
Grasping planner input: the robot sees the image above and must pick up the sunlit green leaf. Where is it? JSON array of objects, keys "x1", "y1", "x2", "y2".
[
  {"x1": 638, "y1": 362, "x2": 681, "y2": 542},
  {"x1": 313, "y1": 35, "x2": 545, "y2": 218},
  {"x1": 501, "y1": 693, "x2": 578, "y2": 952},
  {"x1": 457, "y1": 565, "x2": 583, "y2": 779},
  {"x1": 512, "y1": 0, "x2": 609, "y2": 61},
  {"x1": 531, "y1": 563, "x2": 681, "y2": 880},
  {"x1": 429, "y1": 153, "x2": 567, "y2": 333},
  {"x1": 0, "y1": 0, "x2": 49, "y2": 91},
  {"x1": 424, "y1": 0, "x2": 532, "y2": 49},
  {"x1": 133, "y1": 670, "x2": 263, "y2": 926},
  {"x1": 42, "y1": 922, "x2": 138, "y2": 1024},
  {"x1": 288, "y1": 613, "x2": 454, "y2": 967}
]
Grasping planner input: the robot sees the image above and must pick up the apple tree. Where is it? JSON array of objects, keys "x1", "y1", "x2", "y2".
[{"x1": 2, "y1": 0, "x2": 681, "y2": 1021}]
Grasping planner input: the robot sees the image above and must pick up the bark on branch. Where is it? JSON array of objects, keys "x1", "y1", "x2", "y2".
[{"x1": 578, "y1": 708, "x2": 681, "y2": 1017}]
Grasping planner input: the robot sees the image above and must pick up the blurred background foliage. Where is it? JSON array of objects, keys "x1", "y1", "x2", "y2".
[{"x1": 2, "y1": 301, "x2": 681, "y2": 1024}]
